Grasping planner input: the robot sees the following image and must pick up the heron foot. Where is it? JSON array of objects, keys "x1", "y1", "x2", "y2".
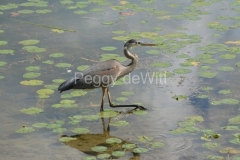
[{"x1": 134, "y1": 105, "x2": 147, "y2": 111}]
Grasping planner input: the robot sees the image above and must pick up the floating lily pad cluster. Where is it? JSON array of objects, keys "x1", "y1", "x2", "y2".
[
  {"x1": 169, "y1": 115, "x2": 203, "y2": 134},
  {"x1": 68, "y1": 114, "x2": 100, "y2": 124},
  {"x1": 60, "y1": 0, "x2": 109, "y2": 15},
  {"x1": 52, "y1": 99, "x2": 78, "y2": 108},
  {"x1": 211, "y1": 99, "x2": 239, "y2": 106},
  {"x1": 37, "y1": 88, "x2": 54, "y2": 98},
  {"x1": 19, "y1": 39, "x2": 46, "y2": 53},
  {"x1": 30, "y1": 120, "x2": 67, "y2": 133},
  {"x1": 138, "y1": 135, "x2": 164, "y2": 148}
]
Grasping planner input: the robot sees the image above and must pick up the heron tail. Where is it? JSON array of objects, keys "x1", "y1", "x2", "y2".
[{"x1": 58, "y1": 78, "x2": 75, "y2": 93}]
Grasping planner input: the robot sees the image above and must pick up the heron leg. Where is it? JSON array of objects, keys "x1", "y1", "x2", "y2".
[
  {"x1": 106, "y1": 88, "x2": 147, "y2": 110},
  {"x1": 100, "y1": 87, "x2": 107, "y2": 112}
]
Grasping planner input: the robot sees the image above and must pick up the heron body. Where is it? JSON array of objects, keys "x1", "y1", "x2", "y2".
[{"x1": 58, "y1": 39, "x2": 155, "y2": 111}]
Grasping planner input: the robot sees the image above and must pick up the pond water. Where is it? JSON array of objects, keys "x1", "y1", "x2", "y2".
[{"x1": 1, "y1": 0, "x2": 240, "y2": 160}]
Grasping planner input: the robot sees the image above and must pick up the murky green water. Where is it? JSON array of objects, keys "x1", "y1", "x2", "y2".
[{"x1": 1, "y1": 0, "x2": 240, "y2": 160}]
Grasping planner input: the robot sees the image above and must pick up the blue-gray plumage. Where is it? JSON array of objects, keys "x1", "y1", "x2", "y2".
[{"x1": 58, "y1": 39, "x2": 156, "y2": 111}]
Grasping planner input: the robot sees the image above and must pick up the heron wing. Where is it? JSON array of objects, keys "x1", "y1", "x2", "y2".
[
  {"x1": 74, "y1": 60, "x2": 122, "y2": 89},
  {"x1": 83, "y1": 60, "x2": 121, "y2": 76}
]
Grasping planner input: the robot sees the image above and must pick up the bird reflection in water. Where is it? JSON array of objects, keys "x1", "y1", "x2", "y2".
[{"x1": 62, "y1": 117, "x2": 140, "y2": 160}]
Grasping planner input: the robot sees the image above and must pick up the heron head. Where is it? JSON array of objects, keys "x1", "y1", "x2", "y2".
[{"x1": 124, "y1": 39, "x2": 156, "y2": 48}]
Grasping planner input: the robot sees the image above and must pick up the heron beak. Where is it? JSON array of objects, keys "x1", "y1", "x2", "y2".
[{"x1": 139, "y1": 42, "x2": 157, "y2": 46}]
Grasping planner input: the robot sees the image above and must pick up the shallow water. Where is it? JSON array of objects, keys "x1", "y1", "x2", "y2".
[{"x1": 1, "y1": 0, "x2": 240, "y2": 160}]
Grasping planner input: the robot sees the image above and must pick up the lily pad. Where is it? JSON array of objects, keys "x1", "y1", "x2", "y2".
[
  {"x1": 77, "y1": 65, "x2": 89, "y2": 71},
  {"x1": 219, "y1": 54, "x2": 236, "y2": 59},
  {"x1": 176, "y1": 54, "x2": 190, "y2": 58},
  {"x1": 60, "y1": 99, "x2": 75, "y2": 104},
  {"x1": 74, "y1": 10, "x2": 88, "y2": 14},
  {"x1": 121, "y1": 92, "x2": 135, "y2": 96},
  {"x1": 222, "y1": 126, "x2": 238, "y2": 130},
  {"x1": 206, "y1": 155, "x2": 224, "y2": 160},
  {"x1": 70, "y1": 90, "x2": 87, "y2": 97},
  {"x1": 84, "y1": 115, "x2": 100, "y2": 121},
  {"x1": 23, "y1": 46, "x2": 46, "y2": 53},
  {"x1": 188, "y1": 115, "x2": 204, "y2": 122},
  {"x1": 219, "y1": 147, "x2": 239, "y2": 154},
  {"x1": 71, "y1": 128, "x2": 89, "y2": 134},
  {"x1": 201, "y1": 58, "x2": 219, "y2": 64},
  {"x1": 19, "y1": 40, "x2": 39, "y2": 45},
  {"x1": 112, "y1": 151, "x2": 125, "y2": 157},
  {"x1": 133, "y1": 110, "x2": 147, "y2": 116},
  {"x1": 221, "y1": 98, "x2": 239, "y2": 105},
  {"x1": 91, "y1": 146, "x2": 107, "y2": 152},
  {"x1": 17, "y1": 10, "x2": 35, "y2": 14},
  {"x1": 150, "y1": 142, "x2": 165, "y2": 148},
  {"x1": 53, "y1": 79, "x2": 65, "y2": 83},
  {"x1": 36, "y1": 9, "x2": 51, "y2": 14},
  {"x1": 202, "y1": 142, "x2": 218, "y2": 149},
  {"x1": 199, "y1": 71, "x2": 218, "y2": 78},
  {"x1": 122, "y1": 144, "x2": 136, "y2": 149},
  {"x1": 59, "y1": 137, "x2": 77, "y2": 142},
  {"x1": 0, "y1": 49, "x2": 14, "y2": 55},
  {"x1": 133, "y1": 148, "x2": 148, "y2": 153},
  {"x1": 37, "y1": 89, "x2": 54, "y2": 95},
  {"x1": 110, "y1": 120, "x2": 129, "y2": 126},
  {"x1": 106, "y1": 138, "x2": 122, "y2": 144},
  {"x1": 199, "y1": 65, "x2": 212, "y2": 70},
  {"x1": 55, "y1": 63, "x2": 71, "y2": 68},
  {"x1": 90, "y1": 8, "x2": 105, "y2": 13},
  {"x1": 150, "y1": 62, "x2": 172, "y2": 68},
  {"x1": 53, "y1": 128, "x2": 67, "y2": 133},
  {"x1": 102, "y1": 21, "x2": 113, "y2": 25},
  {"x1": 173, "y1": 68, "x2": 191, "y2": 74},
  {"x1": 97, "y1": 154, "x2": 111, "y2": 159},
  {"x1": 201, "y1": 86, "x2": 213, "y2": 91},
  {"x1": 146, "y1": 50, "x2": 160, "y2": 54},
  {"x1": 21, "y1": 107, "x2": 43, "y2": 114},
  {"x1": 0, "y1": 61, "x2": 7, "y2": 66},
  {"x1": 228, "y1": 115, "x2": 240, "y2": 124},
  {"x1": 101, "y1": 46, "x2": 117, "y2": 51},
  {"x1": 218, "y1": 66, "x2": 234, "y2": 72},
  {"x1": 0, "y1": 41, "x2": 7, "y2": 45},
  {"x1": 23, "y1": 72, "x2": 40, "y2": 78},
  {"x1": 61, "y1": 94, "x2": 73, "y2": 99},
  {"x1": 42, "y1": 60, "x2": 54, "y2": 64},
  {"x1": 47, "y1": 123, "x2": 62, "y2": 129},
  {"x1": 16, "y1": 126, "x2": 35, "y2": 133},
  {"x1": 45, "y1": 85, "x2": 58, "y2": 89},
  {"x1": 98, "y1": 109, "x2": 118, "y2": 118},
  {"x1": 218, "y1": 90, "x2": 231, "y2": 94},
  {"x1": 26, "y1": 66, "x2": 40, "y2": 71},
  {"x1": 20, "y1": 80, "x2": 43, "y2": 86},
  {"x1": 32, "y1": 123, "x2": 48, "y2": 128},
  {"x1": 49, "y1": 53, "x2": 64, "y2": 58}
]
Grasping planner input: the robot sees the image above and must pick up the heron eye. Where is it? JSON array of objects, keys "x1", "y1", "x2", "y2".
[{"x1": 137, "y1": 42, "x2": 141, "y2": 44}]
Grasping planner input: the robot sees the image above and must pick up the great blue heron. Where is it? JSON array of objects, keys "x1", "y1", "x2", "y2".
[{"x1": 58, "y1": 39, "x2": 156, "y2": 111}]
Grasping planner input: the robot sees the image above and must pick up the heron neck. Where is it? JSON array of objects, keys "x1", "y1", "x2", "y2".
[{"x1": 124, "y1": 46, "x2": 138, "y2": 66}]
